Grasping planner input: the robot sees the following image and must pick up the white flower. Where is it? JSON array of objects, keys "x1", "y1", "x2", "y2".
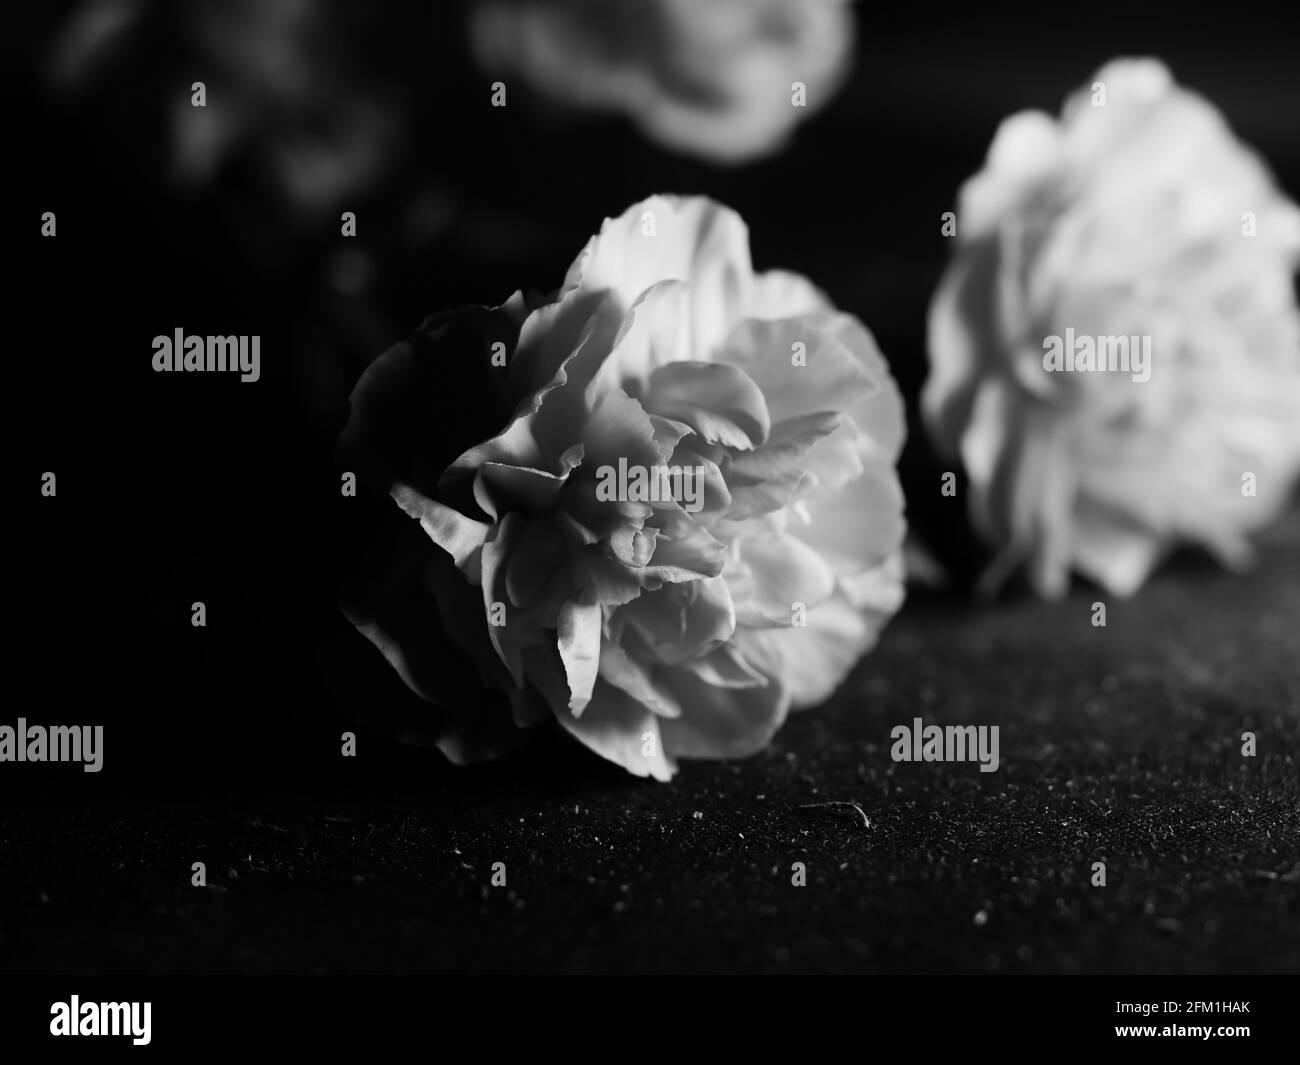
[
  {"x1": 471, "y1": 0, "x2": 855, "y2": 164},
  {"x1": 342, "y1": 195, "x2": 906, "y2": 779},
  {"x1": 925, "y1": 58, "x2": 1300, "y2": 598}
]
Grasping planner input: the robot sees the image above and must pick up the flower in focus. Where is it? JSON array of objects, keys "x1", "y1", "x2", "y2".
[
  {"x1": 341, "y1": 195, "x2": 906, "y2": 779},
  {"x1": 925, "y1": 58, "x2": 1300, "y2": 598},
  {"x1": 471, "y1": 0, "x2": 855, "y2": 165}
]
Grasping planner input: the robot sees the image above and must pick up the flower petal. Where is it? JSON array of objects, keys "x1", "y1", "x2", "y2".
[
  {"x1": 598, "y1": 642, "x2": 682, "y2": 718},
  {"x1": 557, "y1": 592, "x2": 602, "y2": 715},
  {"x1": 473, "y1": 443, "x2": 583, "y2": 518},
  {"x1": 658, "y1": 666, "x2": 788, "y2": 761},
  {"x1": 748, "y1": 269, "x2": 829, "y2": 320},
  {"x1": 1071, "y1": 501, "x2": 1167, "y2": 598},
  {"x1": 555, "y1": 679, "x2": 676, "y2": 781},
  {"x1": 680, "y1": 642, "x2": 770, "y2": 689},
  {"x1": 480, "y1": 513, "x2": 527, "y2": 687},
  {"x1": 820, "y1": 313, "x2": 908, "y2": 463},
  {"x1": 579, "y1": 387, "x2": 664, "y2": 471},
  {"x1": 733, "y1": 586, "x2": 890, "y2": 710},
  {"x1": 732, "y1": 530, "x2": 837, "y2": 625},
  {"x1": 923, "y1": 242, "x2": 1004, "y2": 460},
  {"x1": 644, "y1": 509, "x2": 727, "y2": 582},
  {"x1": 615, "y1": 574, "x2": 734, "y2": 665},
  {"x1": 504, "y1": 515, "x2": 580, "y2": 619},
  {"x1": 724, "y1": 469, "x2": 814, "y2": 519},
  {"x1": 643, "y1": 360, "x2": 770, "y2": 450},
  {"x1": 717, "y1": 314, "x2": 874, "y2": 424},
  {"x1": 788, "y1": 455, "x2": 907, "y2": 576},
  {"x1": 587, "y1": 280, "x2": 695, "y2": 400},
  {"x1": 391, "y1": 484, "x2": 489, "y2": 574},
  {"x1": 726, "y1": 410, "x2": 843, "y2": 482},
  {"x1": 339, "y1": 520, "x2": 535, "y2": 766},
  {"x1": 341, "y1": 301, "x2": 526, "y2": 502},
  {"x1": 570, "y1": 195, "x2": 754, "y2": 359}
]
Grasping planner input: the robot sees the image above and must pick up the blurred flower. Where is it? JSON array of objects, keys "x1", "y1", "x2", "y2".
[
  {"x1": 48, "y1": 0, "x2": 401, "y2": 216},
  {"x1": 925, "y1": 58, "x2": 1300, "y2": 598},
  {"x1": 341, "y1": 195, "x2": 905, "y2": 779},
  {"x1": 471, "y1": 0, "x2": 855, "y2": 164}
]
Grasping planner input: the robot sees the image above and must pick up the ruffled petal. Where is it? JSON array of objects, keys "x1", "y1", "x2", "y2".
[
  {"x1": 923, "y1": 241, "x2": 1002, "y2": 460},
  {"x1": 480, "y1": 513, "x2": 527, "y2": 687},
  {"x1": 616, "y1": 574, "x2": 735, "y2": 665},
  {"x1": 643, "y1": 360, "x2": 770, "y2": 450},
  {"x1": 733, "y1": 590, "x2": 872, "y2": 710},
  {"x1": 557, "y1": 592, "x2": 603, "y2": 714},
  {"x1": 391, "y1": 484, "x2": 489, "y2": 574},
  {"x1": 731, "y1": 530, "x2": 837, "y2": 626},
  {"x1": 658, "y1": 666, "x2": 788, "y2": 760},
  {"x1": 598, "y1": 642, "x2": 683, "y2": 718},
  {"x1": 788, "y1": 455, "x2": 907, "y2": 577},
  {"x1": 748, "y1": 269, "x2": 829, "y2": 320},
  {"x1": 1071, "y1": 501, "x2": 1166, "y2": 598},
  {"x1": 717, "y1": 314, "x2": 874, "y2": 424},
  {"x1": 555, "y1": 679, "x2": 677, "y2": 780},
  {"x1": 725, "y1": 411, "x2": 843, "y2": 482},
  {"x1": 567, "y1": 195, "x2": 754, "y2": 360},
  {"x1": 341, "y1": 301, "x2": 527, "y2": 502},
  {"x1": 643, "y1": 509, "x2": 727, "y2": 582}
]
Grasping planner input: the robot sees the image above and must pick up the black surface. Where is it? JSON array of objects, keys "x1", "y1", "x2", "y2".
[{"x1": 4, "y1": 517, "x2": 1296, "y2": 973}]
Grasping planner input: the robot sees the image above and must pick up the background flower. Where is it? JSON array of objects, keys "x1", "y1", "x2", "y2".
[
  {"x1": 470, "y1": 0, "x2": 855, "y2": 164},
  {"x1": 48, "y1": 0, "x2": 404, "y2": 217},
  {"x1": 342, "y1": 195, "x2": 906, "y2": 779},
  {"x1": 924, "y1": 58, "x2": 1300, "y2": 598}
]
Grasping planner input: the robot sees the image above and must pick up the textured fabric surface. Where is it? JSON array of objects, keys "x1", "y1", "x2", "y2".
[{"x1": 5, "y1": 517, "x2": 1295, "y2": 974}]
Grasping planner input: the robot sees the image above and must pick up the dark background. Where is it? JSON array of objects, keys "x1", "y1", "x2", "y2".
[{"x1": 4, "y1": 1, "x2": 1298, "y2": 973}]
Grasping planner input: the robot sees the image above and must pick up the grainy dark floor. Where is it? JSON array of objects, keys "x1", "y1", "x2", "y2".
[{"x1": 4, "y1": 516, "x2": 1295, "y2": 974}]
